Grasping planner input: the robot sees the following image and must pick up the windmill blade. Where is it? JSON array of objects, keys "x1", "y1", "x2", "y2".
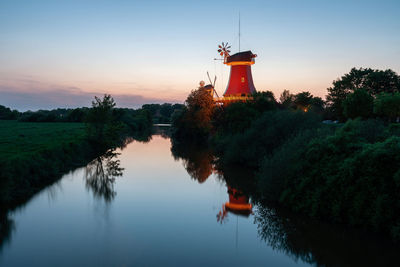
[
  {"x1": 222, "y1": 42, "x2": 224, "y2": 47},
  {"x1": 213, "y1": 75, "x2": 217, "y2": 87},
  {"x1": 213, "y1": 87, "x2": 220, "y2": 98},
  {"x1": 214, "y1": 89, "x2": 220, "y2": 98},
  {"x1": 206, "y1": 71, "x2": 213, "y2": 85}
]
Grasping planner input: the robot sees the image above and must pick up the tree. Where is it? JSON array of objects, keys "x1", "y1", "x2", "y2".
[
  {"x1": 342, "y1": 89, "x2": 373, "y2": 119},
  {"x1": 327, "y1": 68, "x2": 400, "y2": 120},
  {"x1": 172, "y1": 87, "x2": 215, "y2": 142},
  {"x1": 0, "y1": 105, "x2": 19, "y2": 120},
  {"x1": 279, "y1": 90, "x2": 294, "y2": 108},
  {"x1": 252, "y1": 91, "x2": 278, "y2": 112},
  {"x1": 374, "y1": 92, "x2": 400, "y2": 122},
  {"x1": 85, "y1": 94, "x2": 122, "y2": 147},
  {"x1": 293, "y1": 92, "x2": 313, "y2": 111},
  {"x1": 309, "y1": 97, "x2": 325, "y2": 114},
  {"x1": 185, "y1": 87, "x2": 215, "y2": 130}
]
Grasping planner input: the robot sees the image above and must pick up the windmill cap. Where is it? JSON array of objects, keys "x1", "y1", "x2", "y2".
[{"x1": 225, "y1": 51, "x2": 256, "y2": 65}]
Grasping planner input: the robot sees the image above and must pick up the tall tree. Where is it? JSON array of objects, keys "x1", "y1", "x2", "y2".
[
  {"x1": 327, "y1": 68, "x2": 400, "y2": 120},
  {"x1": 293, "y1": 91, "x2": 313, "y2": 111},
  {"x1": 279, "y1": 90, "x2": 294, "y2": 108},
  {"x1": 172, "y1": 87, "x2": 215, "y2": 142},
  {"x1": 342, "y1": 89, "x2": 373, "y2": 119},
  {"x1": 252, "y1": 91, "x2": 278, "y2": 112},
  {"x1": 185, "y1": 87, "x2": 215, "y2": 130},
  {"x1": 85, "y1": 94, "x2": 122, "y2": 147}
]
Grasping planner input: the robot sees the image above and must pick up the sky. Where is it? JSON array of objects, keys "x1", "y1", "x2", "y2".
[{"x1": 0, "y1": 0, "x2": 399, "y2": 110}]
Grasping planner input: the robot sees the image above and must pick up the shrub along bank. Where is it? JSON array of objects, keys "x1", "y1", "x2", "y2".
[{"x1": 257, "y1": 119, "x2": 400, "y2": 240}]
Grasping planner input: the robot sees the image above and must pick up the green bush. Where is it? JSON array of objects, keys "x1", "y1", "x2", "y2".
[
  {"x1": 256, "y1": 119, "x2": 400, "y2": 240},
  {"x1": 374, "y1": 92, "x2": 400, "y2": 122},
  {"x1": 217, "y1": 110, "x2": 321, "y2": 168}
]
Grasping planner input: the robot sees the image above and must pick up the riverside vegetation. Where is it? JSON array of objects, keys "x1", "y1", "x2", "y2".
[
  {"x1": 172, "y1": 67, "x2": 400, "y2": 241},
  {"x1": 0, "y1": 95, "x2": 153, "y2": 209}
]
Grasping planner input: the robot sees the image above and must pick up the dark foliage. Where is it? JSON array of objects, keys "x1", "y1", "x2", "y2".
[
  {"x1": 342, "y1": 89, "x2": 374, "y2": 119},
  {"x1": 142, "y1": 103, "x2": 184, "y2": 124},
  {"x1": 374, "y1": 92, "x2": 400, "y2": 122},
  {"x1": 0, "y1": 105, "x2": 19, "y2": 120},
  {"x1": 257, "y1": 119, "x2": 400, "y2": 240},
  {"x1": 327, "y1": 68, "x2": 400, "y2": 120},
  {"x1": 215, "y1": 110, "x2": 321, "y2": 168}
]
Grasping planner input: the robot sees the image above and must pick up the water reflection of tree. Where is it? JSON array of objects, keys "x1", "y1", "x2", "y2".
[
  {"x1": 152, "y1": 125, "x2": 172, "y2": 139},
  {"x1": 171, "y1": 141, "x2": 214, "y2": 183},
  {"x1": 85, "y1": 149, "x2": 124, "y2": 202},
  {"x1": 0, "y1": 212, "x2": 14, "y2": 254},
  {"x1": 255, "y1": 203, "x2": 400, "y2": 267}
]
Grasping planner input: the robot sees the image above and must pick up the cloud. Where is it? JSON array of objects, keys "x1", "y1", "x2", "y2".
[{"x1": 0, "y1": 76, "x2": 183, "y2": 111}]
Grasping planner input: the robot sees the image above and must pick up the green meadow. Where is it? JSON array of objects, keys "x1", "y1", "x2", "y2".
[
  {"x1": 0, "y1": 120, "x2": 86, "y2": 161},
  {"x1": 0, "y1": 120, "x2": 93, "y2": 208}
]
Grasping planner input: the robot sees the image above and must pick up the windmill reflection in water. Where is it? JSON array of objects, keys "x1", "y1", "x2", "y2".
[{"x1": 217, "y1": 186, "x2": 253, "y2": 223}]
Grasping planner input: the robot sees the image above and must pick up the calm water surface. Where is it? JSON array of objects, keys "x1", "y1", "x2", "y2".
[{"x1": 0, "y1": 134, "x2": 398, "y2": 266}]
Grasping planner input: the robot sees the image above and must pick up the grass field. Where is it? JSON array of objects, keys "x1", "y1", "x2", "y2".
[
  {"x1": 0, "y1": 120, "x2": 86, "y2": 161},
  {"x1": 0, "y1": 120, "x2": 93, "y2": 208}
]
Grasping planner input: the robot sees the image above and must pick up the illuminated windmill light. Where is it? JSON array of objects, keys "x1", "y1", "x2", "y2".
[{"x1": 215, "y1": 42, "x2": 257, "y2": 105}]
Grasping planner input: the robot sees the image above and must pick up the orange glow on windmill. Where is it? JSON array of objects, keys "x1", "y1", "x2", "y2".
[{"x1": 213, "y1": 41, "x2": 258, "y2": 105}]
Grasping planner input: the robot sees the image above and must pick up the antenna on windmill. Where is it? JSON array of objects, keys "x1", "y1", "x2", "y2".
[{"x1": 239, "y1": 12, "x2": 241, "y2": 52}]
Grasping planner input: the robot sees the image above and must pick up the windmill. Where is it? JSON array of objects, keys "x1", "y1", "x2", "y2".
[
  {"x1": 217, "y1": 42, "x2": 231, "y2": 63},
  {"x1": 206, "y1": 71, "x2": 220, "y2": 99}
]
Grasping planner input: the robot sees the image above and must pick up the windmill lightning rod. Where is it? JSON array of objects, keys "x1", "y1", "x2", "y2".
[{"x1": 239, "y1": 12, "x2": 241, "y2": 52}]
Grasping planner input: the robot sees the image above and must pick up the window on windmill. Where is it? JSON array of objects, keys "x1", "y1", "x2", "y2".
[{"x1": 241, "y1": 77, "x2": 245, "y2": 83}]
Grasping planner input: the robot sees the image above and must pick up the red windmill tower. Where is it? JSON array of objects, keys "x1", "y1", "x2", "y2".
[{"x1": 216, "y1": 42, "x2": 257, "y2": 104}]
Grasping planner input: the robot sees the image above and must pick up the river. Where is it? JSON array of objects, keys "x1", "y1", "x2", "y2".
[{"x1": 0, "y1": 131, "x2": 399, "y2": 266}]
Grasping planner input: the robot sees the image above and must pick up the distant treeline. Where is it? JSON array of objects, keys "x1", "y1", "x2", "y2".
[
  {"x1": 0, "y1": 102, "x2": 184, "y2": 126},
  {"x1": 142, "y1": 103, "x2": 185, "y2": 124},
  {"x1": 171, "y1": 67, "x2": 400, "y2": 241}
]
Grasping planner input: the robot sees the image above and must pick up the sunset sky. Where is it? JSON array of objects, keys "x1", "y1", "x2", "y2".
[{"x1": 1, "y1": 0, "x2": 399, "y2": 110}]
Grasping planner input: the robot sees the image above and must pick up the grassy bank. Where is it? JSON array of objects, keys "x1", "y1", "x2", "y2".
[{"x1": 0, "y1": 120, "x2": 97, "y2": 209}]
